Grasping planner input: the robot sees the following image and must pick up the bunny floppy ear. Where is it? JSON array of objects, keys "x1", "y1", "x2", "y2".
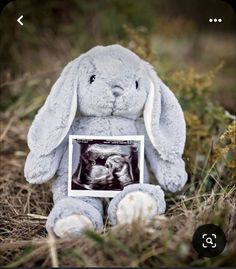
[
  {"x1": 143, "y1": 63, "x2": 186, "y2": 163},
  {"x1": 28, "y1": 56, "x2": 84, "y2": 156}
]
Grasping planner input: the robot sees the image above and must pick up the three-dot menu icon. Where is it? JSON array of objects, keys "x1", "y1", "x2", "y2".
[{"x1": 209, "y1": 18, "x2": 222, "y2": 23}]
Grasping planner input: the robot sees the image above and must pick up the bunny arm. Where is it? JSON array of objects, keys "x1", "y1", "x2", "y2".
[
  {"x1": 135, "y1": 119, "x2": 187, "y2": 193},
  {"x1": 25, "y1": 111, "x2": 84, "y2": 184},
  {"x1": 24, "y1": 143, "x2": 66, "y2": 184},
  {"x1": 24, "y1": 119, "x2": 79, "y2": 184}
]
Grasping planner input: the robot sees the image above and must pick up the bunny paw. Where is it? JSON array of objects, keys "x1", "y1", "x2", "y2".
[
  {"x1": 116, "y1": 191, "x2": 157, "y2": 224},
  {"x1": 54, "y1": 214, "x2": 93, "y2": 238},
  {"x1": 108, "y1": 184, "x2": 166, "y2": 225}
]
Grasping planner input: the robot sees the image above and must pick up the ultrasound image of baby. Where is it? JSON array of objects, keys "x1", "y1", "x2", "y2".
[{"x1": 72, "y1": 141, "x2": 140, "y2": 191}]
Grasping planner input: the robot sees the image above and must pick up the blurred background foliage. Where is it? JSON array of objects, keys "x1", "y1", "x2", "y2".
[{"x1": 0, "y1": 0, "x2": 235, "y2": 184}]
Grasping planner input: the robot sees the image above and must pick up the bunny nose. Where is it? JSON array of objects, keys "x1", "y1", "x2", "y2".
[{"x1": 112, "y1": 85, "x2": 124, "y2": 97}]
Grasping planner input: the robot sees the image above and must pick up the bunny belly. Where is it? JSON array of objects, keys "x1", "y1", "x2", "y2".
[{"x1": 72, "y1": 116, "x2": 138, "y2": 136}]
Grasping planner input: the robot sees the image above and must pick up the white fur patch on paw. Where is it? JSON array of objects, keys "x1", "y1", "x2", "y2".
[
  {"x1": 54, "y1": 214, "x2": 93, "y2": 238},
  {"x1": 116, "y1": 191, "x2": 157, "y2": 225}
]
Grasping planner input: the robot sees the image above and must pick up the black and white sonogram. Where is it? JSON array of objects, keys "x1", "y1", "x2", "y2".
[{"x1": 68, "y1": 136, "x2": 144, "y2": 197}]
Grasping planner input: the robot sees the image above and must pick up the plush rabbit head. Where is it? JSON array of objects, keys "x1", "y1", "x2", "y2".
[{"x1": 28, "y1": 45, "x2": 185, "y2": 163}]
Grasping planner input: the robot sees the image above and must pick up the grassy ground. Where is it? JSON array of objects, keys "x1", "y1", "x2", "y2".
[
  {"x1": 0, "y1": 23, "x2": 236, "y2": 267},
  {"x1": 0, "y1": 113, "x2": 235, "y2": 267}
]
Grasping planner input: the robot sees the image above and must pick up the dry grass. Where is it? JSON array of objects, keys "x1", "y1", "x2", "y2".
[{"x1": 0, "y1": 114, "x2": 235, "y2": 267}]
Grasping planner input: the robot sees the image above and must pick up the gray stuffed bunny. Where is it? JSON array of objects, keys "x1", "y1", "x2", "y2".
[{"x1": 24, "y1": 45, "x2": 187, "y2": 238}]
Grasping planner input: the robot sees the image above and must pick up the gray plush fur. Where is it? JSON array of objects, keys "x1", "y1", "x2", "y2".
[{"x1": 24, "y1": 44, "x2": 187, "y2": 234}]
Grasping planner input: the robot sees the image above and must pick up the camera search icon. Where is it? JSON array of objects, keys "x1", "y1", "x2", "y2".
[{"x1": 192, "y1": 224, "x2": 226, "y2": 257}]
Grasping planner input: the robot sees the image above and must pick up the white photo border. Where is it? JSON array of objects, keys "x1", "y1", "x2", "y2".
[{"x1": 68, "y1": 135, "x2": 145, "y2": 198}]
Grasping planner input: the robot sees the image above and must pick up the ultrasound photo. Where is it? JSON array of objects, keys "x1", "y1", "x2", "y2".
[{"x1": 68, "y1": 136, "x2": 144, "y2": 197}]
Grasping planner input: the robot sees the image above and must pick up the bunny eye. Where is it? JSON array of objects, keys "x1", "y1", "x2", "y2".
[
  {"x1": 90, "y1": 75, "x2": 96, "y2": 84},
  {"x1": 135, "y1": 81, "x2": 139, "y2": 89}
]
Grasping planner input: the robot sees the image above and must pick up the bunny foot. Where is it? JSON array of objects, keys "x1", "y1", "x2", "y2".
[
  {"x1": 54, "y1": 214, "x2": 93, "y2": 238},
  {"x1": 46, "y1": 197, "x2": 103, "y2": 238},
  {"x1": 108, "y1": 184, "x2": 166, "y2": 225}
]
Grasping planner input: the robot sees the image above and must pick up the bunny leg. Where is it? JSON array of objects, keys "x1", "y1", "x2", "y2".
[
  {"x1": 108, "y1": 183, "x2": 166, "y2": 225},
  {"x1": 46, "y1": 197, "x2": 104, "y2": 238},
  {"x1": 46, "y1": 175, "x2": 104, "y2": 238}
]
